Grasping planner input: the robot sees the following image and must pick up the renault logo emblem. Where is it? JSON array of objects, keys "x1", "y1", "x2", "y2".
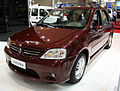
[{"x1": 18, "y1": 48, "x2": 22, "y2": 54}]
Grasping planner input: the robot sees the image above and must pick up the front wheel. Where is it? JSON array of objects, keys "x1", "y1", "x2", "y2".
[{"x1": 68, "y1": 53, "x2": 87, "y2": 84}]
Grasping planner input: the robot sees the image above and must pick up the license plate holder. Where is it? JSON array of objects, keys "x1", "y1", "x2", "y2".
[{"x1": 11, "y1": 57, "x2": 26, "y2": 69}]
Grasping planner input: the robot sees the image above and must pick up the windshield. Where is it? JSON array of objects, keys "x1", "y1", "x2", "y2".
[{"x1": 37, "y1": 9, "x2": 91, "y2": 29}]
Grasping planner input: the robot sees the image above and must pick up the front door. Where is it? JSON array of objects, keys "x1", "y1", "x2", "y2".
[
  {"x1": 100, "y1": 10, "x2": 112, "y2": 45},
  {"x1": 89, "y1": 10, "x2": 104, "y2": 56}
]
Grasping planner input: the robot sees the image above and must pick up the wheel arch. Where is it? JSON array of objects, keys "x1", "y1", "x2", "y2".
[
  {"x1": 67, "y1": 48, "x2": 89, "y2": 83},
  {"x1": 80, "y1": 49, "x2": 89, "y2": 65},
  {"x1": 69, "y1": 48, "x2": 89, "y2": 74}
]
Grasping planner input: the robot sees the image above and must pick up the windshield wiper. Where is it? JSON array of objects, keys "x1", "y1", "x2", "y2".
[
  {"x1": 44, "y1": 23, "x2": 53, "y2": 27},
  {"x1": 37, "y1": 23, "x2": 53, "y2": 27},
  {"x1": 54, "y1": 25, "x2": 83, "y2": 29}
]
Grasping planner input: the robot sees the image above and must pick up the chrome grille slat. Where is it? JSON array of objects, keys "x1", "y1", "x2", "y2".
[
  {"x1": 23, "y1": 49, "x2": 41, "y2": 56},
  {"x1": 24, "y1": 52, "x2": 38, "y2": 56},
  {"x1": 11, "y1": 47, "x2": 18, "y2": 52},
  {"x1": 24, "y1": 50, "x2": 41, "y2": 54},
  {"x1": 23, "y1": 48, "x2": 41, "y2": 56},
  {"x1": 11, "y1": 44, "x2": 19, "y2": 52}
]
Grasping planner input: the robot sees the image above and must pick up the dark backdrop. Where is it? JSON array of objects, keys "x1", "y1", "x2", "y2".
[{"x1": 0, "y1": 0, "x2": 28, "y2": 41}]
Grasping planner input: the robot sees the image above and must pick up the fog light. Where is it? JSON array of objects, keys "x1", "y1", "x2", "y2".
[{"x1": 51, "y1": 73, "x2": 56, "y2": 78}]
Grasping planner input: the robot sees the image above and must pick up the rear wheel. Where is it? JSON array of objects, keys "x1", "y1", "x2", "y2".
[{"x1": 68, "y1": 53, "x2": 87, "y2": 84}]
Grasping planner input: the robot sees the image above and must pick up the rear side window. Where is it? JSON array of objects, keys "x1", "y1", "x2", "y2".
[
  {"x1": 101, "y1": 10, "x2": 109, "y2": 24},
  {"x1": 31, "y1": 8, "x2": 38, "y2": 16}
]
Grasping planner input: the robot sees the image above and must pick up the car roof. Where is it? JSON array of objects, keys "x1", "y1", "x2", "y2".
[{"x1": 30, "y1": 6, "x2": 54, "y2": 9}]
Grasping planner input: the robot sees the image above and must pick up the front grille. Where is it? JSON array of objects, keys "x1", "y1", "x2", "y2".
[
  {"x1": 24, "y1": 48, "x2": 41, "y2": 56},
  {"x1": 10, "y1": 43, "x2": 44, "y2": 57},
  {"x1": 9, "y1": 61, "x2": 40, "y2": 79}
]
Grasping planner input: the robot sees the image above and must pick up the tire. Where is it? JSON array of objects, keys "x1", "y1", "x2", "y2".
[
  {"x1": 68, "y1": 53, "x2": 87, "y2": 84},
  {"x1": 105, "y1": 34, "x2": 113, "y2": 49}
]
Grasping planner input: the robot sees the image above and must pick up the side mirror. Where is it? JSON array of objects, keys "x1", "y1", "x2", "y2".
[
  {"x1": 90, "y1": 21, "x2": 102, "y2": 30},
  {"x1": 93, "y1": 25, "x2": 103, "y2": 29},
  {"x1": 90, "y1": 21, "x2": 97, "y2": 29}
]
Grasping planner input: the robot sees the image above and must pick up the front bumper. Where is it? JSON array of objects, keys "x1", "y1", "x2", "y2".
[{"x1": 4, "y1": 46, "x2": 76, "y2": 83}]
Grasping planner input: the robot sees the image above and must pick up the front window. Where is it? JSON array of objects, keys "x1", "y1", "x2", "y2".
[
  {"x1": 37, "y1": 9, "x2": 91, "y2": 29},
  {"x1": 39, "y1": 9, "x2": 48, "y2": 16},
  {"x1": 101, "y1": 10, "x2": 109, "y2": 24},
  {"x1": 92, "y1": 10, "x2": 102, "y2": 26}
]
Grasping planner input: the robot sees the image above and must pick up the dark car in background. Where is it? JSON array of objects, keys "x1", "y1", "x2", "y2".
[{"x1": 4, "y1": 6, "x2": 113, "y2": 84}]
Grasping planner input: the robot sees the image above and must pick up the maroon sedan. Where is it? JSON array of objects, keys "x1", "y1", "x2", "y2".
[{"x1": 4, "y1": 6, "x2": 113, "y2": 84}]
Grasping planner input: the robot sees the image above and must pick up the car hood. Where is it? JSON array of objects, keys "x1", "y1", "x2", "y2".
[{"x1": 10, "y1": 26, "x2": 83, "y2": 48}]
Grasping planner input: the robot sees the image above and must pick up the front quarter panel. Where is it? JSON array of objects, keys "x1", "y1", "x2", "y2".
[{"x1": 64, "y1": 31, "x2": 90, "y2": 77}]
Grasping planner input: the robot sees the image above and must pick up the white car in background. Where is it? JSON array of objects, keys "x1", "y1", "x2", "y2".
[
  {"x1": 29, "y1": 4, "x2": 54, "y2": 26},
  {"x1": 108, "y1": 8, "x2": 113, "y2": 19}
]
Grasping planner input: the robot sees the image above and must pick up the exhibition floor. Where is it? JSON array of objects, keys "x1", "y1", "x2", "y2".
[{"x1": 0, "y1": 33, "x2": 120, "y2": 91}]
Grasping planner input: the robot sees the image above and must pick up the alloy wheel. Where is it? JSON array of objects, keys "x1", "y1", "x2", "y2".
[{"x1": 75, "y1": 56, "x2": 86, "y2": 80}]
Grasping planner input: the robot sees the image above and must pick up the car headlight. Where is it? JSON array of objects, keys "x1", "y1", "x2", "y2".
[
  {"x1": 7, "y1": 38, "x2": 11, "y2": 48},
  {"x1": 40, "y1": 48, "x2": 67, "y2": 59}
]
